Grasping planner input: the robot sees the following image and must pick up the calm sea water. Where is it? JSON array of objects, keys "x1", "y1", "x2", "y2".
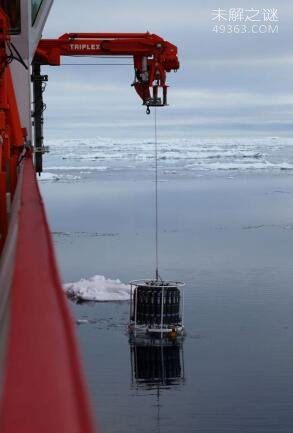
[{"x1": 40, "y1": 161, "x2": 293, "y2": 433}]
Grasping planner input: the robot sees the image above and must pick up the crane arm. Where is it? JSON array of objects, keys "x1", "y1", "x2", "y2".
[{"x1": 34, "y1": 32, "x2": 180, "y2": 107}]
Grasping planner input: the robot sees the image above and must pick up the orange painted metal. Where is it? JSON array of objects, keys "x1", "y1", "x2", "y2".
[
  {"x1": 0, "y1": 171, "x2": 7, "y2": 251},
  {"x1": 0, "y1": 9, "x2": 25, "y2": 254},
  {"x1": 35, "y1": 32, "x2": 180, "y2": 105},
  {"x1": 0, "y1": 155, "x2": 97, "y2": 433}
]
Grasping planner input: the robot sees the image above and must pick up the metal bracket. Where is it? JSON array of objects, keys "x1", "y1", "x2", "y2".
[{"x1": 31, "y1": 74, "x2": 48, "y2": 83}]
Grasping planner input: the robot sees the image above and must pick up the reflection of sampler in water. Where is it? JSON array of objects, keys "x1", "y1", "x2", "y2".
[{"x1": 130, "y1": 340, "x2": 185, "y2": 389}]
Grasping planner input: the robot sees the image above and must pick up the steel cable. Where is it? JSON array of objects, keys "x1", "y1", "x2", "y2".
[{"x1": 154, "y1": 106, "x2": 160, "y2": 281}]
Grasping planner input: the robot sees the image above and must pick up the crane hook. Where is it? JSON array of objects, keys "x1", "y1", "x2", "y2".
[{"x1": 146, "y1": 105, "x2": 151, "y2": 115}]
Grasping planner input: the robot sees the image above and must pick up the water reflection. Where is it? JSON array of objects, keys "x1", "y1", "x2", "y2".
[
  {"x1": 129, "y1": 338, "x2": 185, "y2": 433},
  {"x1": 130, "y1": 338, "x2": 185, "y2": 389}
]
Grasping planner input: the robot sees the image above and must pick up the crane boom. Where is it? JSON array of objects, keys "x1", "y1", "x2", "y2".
[{"x1": 35, "y1": 32, "x2": 180, "y2": 107}]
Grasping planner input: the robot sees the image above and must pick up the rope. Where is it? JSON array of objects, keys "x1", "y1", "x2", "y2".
[{"x1": 154, "y1": 106, "x2": 159, "y2": 281}]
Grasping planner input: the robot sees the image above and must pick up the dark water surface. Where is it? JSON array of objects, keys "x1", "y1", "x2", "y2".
[{"x1": 40, "y1": 172, "x2": 293, "y2": 433}]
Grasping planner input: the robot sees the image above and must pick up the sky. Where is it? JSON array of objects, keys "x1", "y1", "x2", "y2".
[{"x1": 42, "y1": 0, "x2": 293, "y2": 139}]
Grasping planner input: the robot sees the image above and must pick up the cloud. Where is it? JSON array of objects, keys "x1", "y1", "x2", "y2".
[{"x1": 41, "y1": 0, "x2": 293, "y2": 137}]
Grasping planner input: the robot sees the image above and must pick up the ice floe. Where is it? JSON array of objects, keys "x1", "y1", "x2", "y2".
[
  {"x1": 64, "y1": 274, "x2": 130, "y2": 302},
  {"x1": 38, "y1": 172, "x2": 80, "y2": 181},
  {"x1": 41, "y1": 136, "x2": 293, "y2": 177}
]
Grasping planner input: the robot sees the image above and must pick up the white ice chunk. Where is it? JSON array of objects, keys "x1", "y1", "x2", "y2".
[
  {"x1": 64, "y1": 275, "x2": 130, "y2": 302},
  {"x1": 38, "y1": 172, "x2": 80, "y2": 181},
  {"x1": 38, "y1": 172, "x2": 61, "y2": 181}
]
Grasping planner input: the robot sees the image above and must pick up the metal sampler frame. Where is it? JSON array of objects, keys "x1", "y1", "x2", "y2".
[{"x1": 129, "y1": 279, "x2": 185, "y2": 339}]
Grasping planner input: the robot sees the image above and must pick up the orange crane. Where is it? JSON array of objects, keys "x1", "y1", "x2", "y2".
[
  {"x1": 32, "y1": 32, "x2": 180, "y2": 172},
  {"x1": 35, "y1": 32, "x2": 179, "y2": 107}
]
